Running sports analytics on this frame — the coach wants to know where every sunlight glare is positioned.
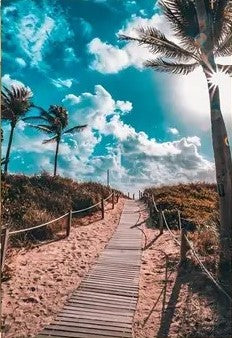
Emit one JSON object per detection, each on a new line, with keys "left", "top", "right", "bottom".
{"left": 207, "top": 67, "right": 230, "bottom": 98}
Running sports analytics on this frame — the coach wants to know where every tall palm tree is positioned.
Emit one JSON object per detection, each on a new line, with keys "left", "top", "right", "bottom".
{"left": 24, "top": 105, "right": 87, "bottom": 176}
{"left": 1, "top": 85, "right": 33, "bottom": 174}
{"left": 120, "top": 0, "right": 232, "bottom": 280}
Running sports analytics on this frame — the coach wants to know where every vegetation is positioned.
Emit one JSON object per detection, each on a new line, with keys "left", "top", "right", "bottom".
{"left": 1, "top": 173, "right": 115, "bottom": 245}
{"left": 24, "top": 105, "right": 87, "bottom": 176}
{"left": 145, "top": 183, "right": 220, "bottom": 270}
{"left": 121, "top": 0, "right": 232, "bottom": 280}
{"left": 1, "top": 86, "right": 33, "bottom": 174}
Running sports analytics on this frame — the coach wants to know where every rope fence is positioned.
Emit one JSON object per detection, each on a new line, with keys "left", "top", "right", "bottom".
{"left": 1, "top": 191, "right": 119, "bottom": 272}
{"left": 143, "top": 192, "right": 232, "bottom": 303}
{"left": 9, "top": 212, "right": 70, "bottom": 235}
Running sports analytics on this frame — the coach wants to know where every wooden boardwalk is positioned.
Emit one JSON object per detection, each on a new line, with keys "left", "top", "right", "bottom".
{"left": 38, "top": 200, "right": 142, "bottom": 338}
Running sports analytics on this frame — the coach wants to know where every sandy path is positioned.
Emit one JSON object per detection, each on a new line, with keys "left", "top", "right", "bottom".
{"left": 133, "top": 210, "right": 230, "bottom": 338}
{"left": 1, "top": 198, "right": 125, "bottom": 338}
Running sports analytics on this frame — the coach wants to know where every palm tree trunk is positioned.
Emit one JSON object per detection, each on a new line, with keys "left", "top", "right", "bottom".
{"left": 195, "top": 0, "right": 232, "bottom": 283}
{"left": 204, "top": 66, "right": 232, "bottom": 282}
{"left": 4, "top": 123, "right": 15, "bottom": 174}
{"left": 54, "top": 138, "right": 60, "bottom": 176}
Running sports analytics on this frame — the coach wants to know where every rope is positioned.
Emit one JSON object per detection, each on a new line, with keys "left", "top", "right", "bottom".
{"left": 9, "top": 212, "right": 69, "bottom": 235}
{"left": 184, "top": 235, "right": 232, "bottom": 302}
{"left": 162, "top": 211, "right": 181, "bottom": 246}
{"left": 9, "top": 191, "right": 114, "bottom": 235}
{"left": 103, "top": 192, "right": 113, "bottom": 201}
{"left": 149, "top": 193, "right": 232, "bottom": 303}
{"left": 72, "top": 201, "right": 102, "bottom": 214}
{"left": 151, "top": 194, "right": 159, "bottom": 213}
{"left": 177, "top": 210, "right": 182, "bottom": 231}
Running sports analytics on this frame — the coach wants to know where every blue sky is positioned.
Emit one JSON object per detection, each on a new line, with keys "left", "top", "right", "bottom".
{"left": 2, "top": 0, "right": 231, "bottom": 193}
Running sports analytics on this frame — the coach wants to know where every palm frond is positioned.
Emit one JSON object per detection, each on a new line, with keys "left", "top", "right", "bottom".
{"left": 64, "top": 125, "right": 87, "bottom": 134}
{"left": 159, "top": 1, "right": 199, "bottom": 38}
{"left": 1, "top": 157, "right": 7, "bottom": 166}
{"left": 1, "top": 85, "right": 33, "bottom": 121}
{"left": 120, "top": 26, "right": 200, "bottom": 61}
{"left": 48, "top": 105, "right": 68, "bottom": 129}
{"left": 42, "top": 136, "right": 58, "bottom": 144}
{"left": 159, "top": 0, "right": 230, "bottom": 49}
{"left": 217, "top": 64, "right": 232, "bottom": 75}
{"left": 23, "top": 116, "right": 48, "bottom": 123}
{"left": 158, "top": 0, "right": 200, "bottom": 53}
{"left": 28, "top": 124, "right": 54, "bottom": 134}
{"left": 215, "top": 32, "right": 232, "bottom": 56}
{"left": 144, "top": 58, "right": 199, "bottom": 75}
{"left": 215, "top": 0, "right": 232, "bottom": 44}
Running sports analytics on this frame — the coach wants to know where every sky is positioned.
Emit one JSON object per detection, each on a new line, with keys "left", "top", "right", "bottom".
{"left": 2, "top": 0, "right": 232, "bottom": 194}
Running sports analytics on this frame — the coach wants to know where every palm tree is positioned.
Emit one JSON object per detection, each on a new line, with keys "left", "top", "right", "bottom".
{"left": 1, "top": 85, "right": 33, "bottom": 174}
{"left": 24, "top": 105, "right": 87, "bottom": 176}
{"left": 120, "top": 0, "right": 232, "bottom": 280}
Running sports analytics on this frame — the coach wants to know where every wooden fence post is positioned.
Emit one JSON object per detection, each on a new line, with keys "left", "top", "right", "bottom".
{"left": 1, "top": 227, "right": 9, "bottom": 272}
{"left": 180, "top": 227, "right": 188, "bottom": 263}
{"left": 133, "top": 193, "right": 135, "bottom": 200}
{"left": 101, "top": 198, "right": 105, "bottom": 219}
{"left": 128, "top": 192, "right": 130, "bottom": 198}
{"left": 112, "top": 191, "right": 115, "bottom": 209}
{"left": 149, "top": 199, "right": 153, "bottom": 218}
{"left": 66, "top": 210, "right": 72, "bottom": 237}
{"left": 159, "top": 211, "right": 164, "bottom": 234}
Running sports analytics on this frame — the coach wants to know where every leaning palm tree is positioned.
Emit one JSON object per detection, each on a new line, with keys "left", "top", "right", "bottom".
{"left": 1, "top": 85, "right": 33, "bottom": 174}
{"left": 24, "top": 105, "right": 87, "bottom": 176}
{"left": 120, "top": 0, "right": 232, "bottom": 280}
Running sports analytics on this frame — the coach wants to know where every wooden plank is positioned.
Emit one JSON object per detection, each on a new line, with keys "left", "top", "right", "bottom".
{"left": 73, "top": 291, "right": 137, "bottom": 302}
{"left": 54, "top": 318, "right": 132, "bottom": 330}
{"left": 67, "top": 300, "right": 136, "bottom": 311}
{"left": 45, "top": 324, "right": 132, "bottom": 337}
{"left": 66, "top": 302, "right": 134, "bottom": 312}
{"left": 41, "top": 329, "right": 131, "bottom": 338}
{"left": 73, "top": 293, "right": 137, "bottom": 304}
{"left": 56, "top": 311, "right": 133, "bottom": 323}
{"left": 62, "top": 305, "right": 134, "bottom": 316}
{"left": 77, "top": 287, "right": 137, "bottom": 297}
{"left": 68, "top": 297, "right": 136, "bottom": 306}
{"left": 38, "top": 200, "right": 142, "bottom": 338}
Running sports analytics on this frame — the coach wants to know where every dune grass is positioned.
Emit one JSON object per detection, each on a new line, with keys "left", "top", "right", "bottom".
{"left": 1, "top": 173, "right": 119, "bottom": 245}
{"left": 144, "top": 183, "right": 219, "bottom": 269}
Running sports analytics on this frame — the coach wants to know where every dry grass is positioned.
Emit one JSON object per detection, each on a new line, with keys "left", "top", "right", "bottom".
{"left": 1, "top": 173, "right": 121, "bottom": 245}
{"left": 144, "top": 182, "right": 220, "bottom": 269}
{"left": 140, "top": 184, "right": 231, "bottom": 337}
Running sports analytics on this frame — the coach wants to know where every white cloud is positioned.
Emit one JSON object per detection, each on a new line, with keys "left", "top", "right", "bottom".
{"left": 2, "top": 77, "right": 215, "bottom": 192}
{"left": 3, "top": 0, "right": 74, "bottom": 71}
{"left": 88, "top": 11, "right": 231, "bottom": 136}
{"left": 51, "top": 78, "right": 73, "bottom": 88}
{"left": 88, "top": 13, "right": 173, "bottom": 74}
{"left": 61, "top": 85, "right": 215, "bottom": 190}
{"left": 79, "top": 18, "right": 92, "bottom": 37}
{"left": 64, "top": 47, "right": 79, "bottom": 64}
{"left": 1, "top": 74, "right": 32, "bottom": 92}
{"left": 88, "top": 38, "right": 130, "bottom": 73}
{"left": 168, "top": 127, "right": 179, "bottom": 135}
{"left": 15, "top": 57, "right": 27, "bottom": 68}
{"left": 116, "top": 100, "right": 133, "bottom": 113}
